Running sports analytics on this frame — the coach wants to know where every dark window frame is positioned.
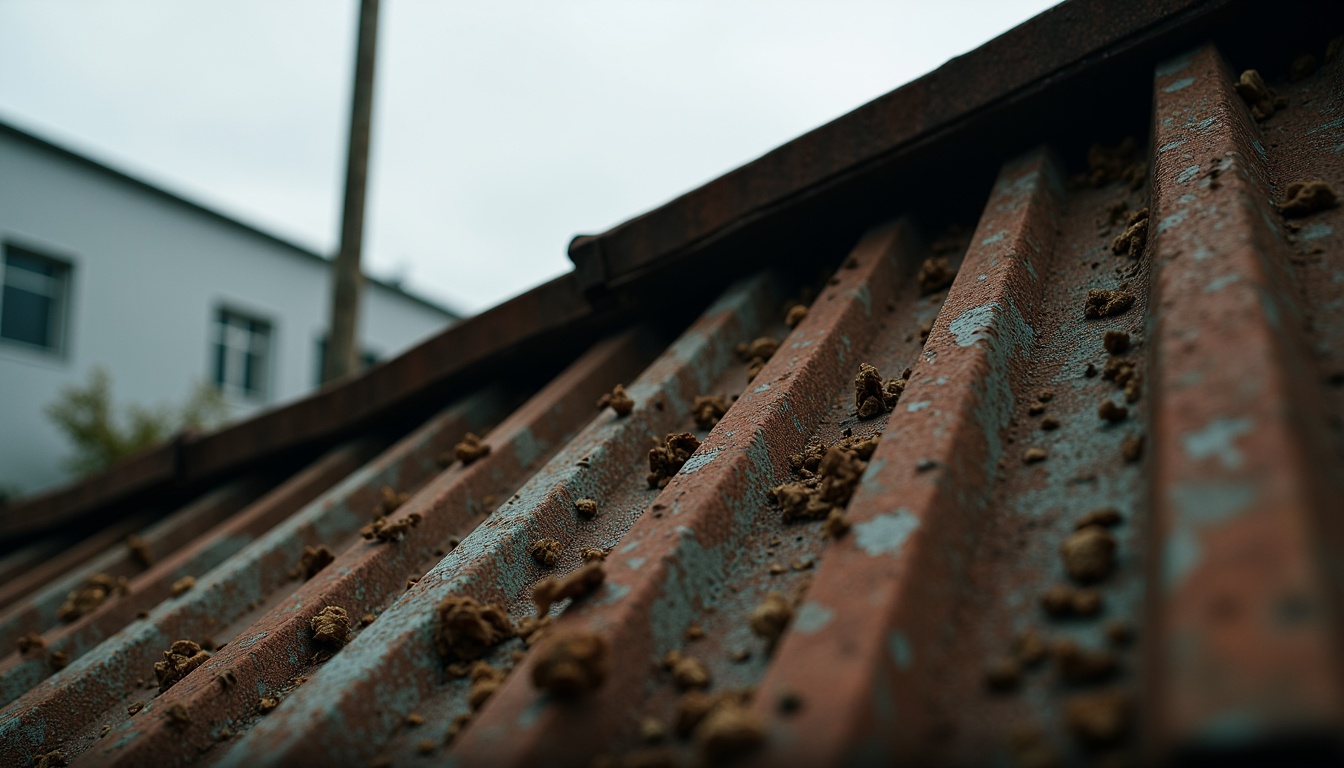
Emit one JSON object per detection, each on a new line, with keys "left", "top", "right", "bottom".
{"left": 212, "top": 306, "right": 273, "bottom": 402}
{"left": 0, "top": 241, "right": 73, "bottom": 356}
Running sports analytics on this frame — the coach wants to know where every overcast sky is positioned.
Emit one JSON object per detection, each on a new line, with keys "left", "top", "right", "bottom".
{"left": 0, "top": 0, "right": 1059, "bottom": 315}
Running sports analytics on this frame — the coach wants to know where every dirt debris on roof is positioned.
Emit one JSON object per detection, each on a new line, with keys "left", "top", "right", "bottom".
{"left": 467, "top": 662, "right": 507, "bottom": 710}
{"left": 435, "top": 596, "right": 515, "bottom": 662}
{"left": 1065, "top": 690, "right": 1131, "bottom": 747}
{"left": 647, "top": 432, "right": 701, "bottom": 489}
{"left": 773, "top": 432, "right": 879, "bottom": 523}
{"left": 1061, "top": 525, "right": 1117, "bottom": 583}
{"left": 455, "top": 433, "right": 491, "bottom": 465}
{"left": 533, "top": 561, "right": 605, "bottom": 616}
{"left": 574, "top": 498, "right": 600, "bottom": 518}
{"left": 57, "top": 573, "right": 127, "bottom": 622}
{"left": 127, "top": 534, "right": 154, "bottom": 569}
{"left": 531, "top": 630, "right": 608, "bottom": 696}
{"left": 737, "top": 337, "right": 780, "bottom": 382}
{"left": 311, "top": 605, "right": 351, "bottom": 648}
{"left": 854, "top": 362, "right": 908, "bottom": 419}
{"left": 1084, "top": 289, "right": 1135, "bottom": 319}
{"left": 30, "top": 749, "right": 69, "bottom": 768}
{"left": 170, "top": 575, "right": 196, "bottom": 597}
{"left": 1234, "top": 69, "right": 1288, "bottom": 121}
{"left": 917, "top": 257, "right": 958, "bottom": 295}
{"left": 1110, "top": 207, "right": 1149, "bottom": 259}
{"left": 785, "top": 305, "right": 808, "bottom": 328}
{"left": 529, "top": 538, "right": 563, "bottom": 567}
{"left": 1280, "top": 180, "right": 1337, "bottom": 217}
{"left": 298, "top": 545, "right": 335, "bottom": 579}
{"left": 694, "top": 699, "right": 765, "bottom": 762}
{"left": 17, "top": 632, "right": 45, "bottom": 654}
{"left": 154, "top": 639, "right": 211, "bottom": 693}
{"left": 598, "top": 385, "right": 636, "bottom": 417}
{"left": 691, "top": 395, "right": 731, "bottom": 430}
{"left": 1082, "top": 137, "right": 1147, "bottom": 189}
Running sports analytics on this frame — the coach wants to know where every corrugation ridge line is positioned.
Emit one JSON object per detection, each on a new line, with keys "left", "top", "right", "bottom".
{"left": 217, "top": 272, "right": 782, "bottom": 766}
{"left": 1144, "top": 44, "right": 1344, "bottom": 758}
{"left": 98, "top": 331, "right": 658, "bottom": 768}
{"left": 0, "top": 388, "right": 509, "bottom": 765}
{"left": 0, "top": 440, "right": 381, "bottom": 706}
{"left": 748, "top": 149, "right": 1062, "bottom": 766}
{"left": 452, "top": 223, "right": 912, "bottom": 766}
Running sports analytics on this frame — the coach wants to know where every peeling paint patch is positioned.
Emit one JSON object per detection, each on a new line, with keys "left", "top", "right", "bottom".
{"left": 1300, "top": 223, "right": 1333, "bottom": 241}
{"left": 949, "top": 303, "right": 1000, "bottom": 347}
{"left": 793, "top": 601, "right": 834, "bottom": 634}
{"left": 1156, "top": 55, "right": 1192, "bottom": 77}
{"left": 1182, "top": 417, "right": 1253, "bottom": 469}
{"left": 680, "top": 447, "right": 721, "bottom": 474}
{"left": 980, "top": 230, "right": 1007, "bottom": 246}
{"left": 1164, "top": 481, "right": 1256, "bottom": 589}
{"left": 1159, "top": 139, "right": 1186, "bottom": 154}
{"left": 887, "top": 631, "right": 913, "bottom": 670}
{"left": 753, "top": 382, "right": 771, "bottom": 393}
{"left": 1164, "top": 76, "right": 1196, "bottom": 93}
{"left": 1177, "top": 165, "right": 1201, "bottom": 184}
{"left": 905, "top": 401, "right": 931, "bottom": 413}
{"left": 854, "top": 509, "right": 920, "bottom": 557}
{"left": 1203, "top": 274, "right": 1240, "bottom": 293}
{"left": 1159, "top": 209, "right": 1189, "bottom": 233}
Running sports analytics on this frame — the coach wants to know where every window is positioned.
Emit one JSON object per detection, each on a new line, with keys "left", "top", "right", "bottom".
{"left": 1, "top": 243, "right": 72, "bottom": 353}
{"left": 213, "top": 308, "right": 272, "bottom": 400}
{"left": 314, "top": 336, "right": 379, "bottom": 385}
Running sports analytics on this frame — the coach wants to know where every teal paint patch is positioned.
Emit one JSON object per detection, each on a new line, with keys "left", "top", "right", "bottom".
{"left": 1301, "top": 223, "right": 1333, "bottom": 241}
{"left": 1183, "top": 417, "right": 1253, "bottom": 469}
{"left": 1159, "top": 209, "right": 1189, "bottom": 233}
{"left": 1193, "top": 245, "right": 1214, "bottom": 261}
{"left": 980, "top": 230, "right": 1007, "bottom": 246}
{"left": 793, "top": 601, "right": 834, "bottom": 634}
{"left": 851, "top": 283, "right": 872, "bottom": 316}
{"left": 1156, "top": 54, "right": 1192, "bottom": 77}
{"left": 887, "top": 631, "right": 913, "bottom": 670}
{"left": 626, "top": 557, "right": 646, "bottom": 571}
{"left": 1203, "top": 274, "right": 1240, "bottom": 293}
{"left": 516, "top": 698, "right": 547, "bottom": 729}
{"left": 511, "top": 426, "right": 546, "bottom": 471}
{"left": 1307, "top": 116, "right": 1344, "bottom": 135}
{"left": 853, "top": 509, "right": 920, "bottom": 557}
{"left": 905, "top": 401, "right": 931, "bottom": 412}
{"left": 1164, "top": 482, "right": 1256, "bottom": 589}
{"left": 680, "top": 447, "right": 721, "bottom": 474}
{"left": 1159, "top": 139, "right": 1186, "bottom": 154}
{"left": 949, "top": 302, "right": 1000, "bottom": 347}
{"left": 1177, "top": 164, "right": 1200, "bottom": 184}
{"left": 1163, "top": 76, "right": 1195, "bottom": 93}
{"left": 596, "top": 581, "right": 630, "bottom": 606}
{"left": 753, "top": 382, "right": 771, "bottom": 393}
{"left": 238, "top": 631, "right": 269, "bottom": 648}
{"left": 977, "top": 274, "right": 987, "bottom": 281}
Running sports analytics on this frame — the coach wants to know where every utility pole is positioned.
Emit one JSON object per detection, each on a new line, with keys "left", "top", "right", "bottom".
{"left": 324, "top": 0, "right": 379, "bottom": 383}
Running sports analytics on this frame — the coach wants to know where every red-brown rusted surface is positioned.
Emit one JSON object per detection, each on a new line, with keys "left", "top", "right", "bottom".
{"left": 2, "top": 2, "right": 1342, "bottom": 766}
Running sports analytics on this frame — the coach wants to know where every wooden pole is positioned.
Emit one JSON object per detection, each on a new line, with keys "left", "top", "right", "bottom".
{"left": 324, "top": 0, "right": 379, "bottom": 383}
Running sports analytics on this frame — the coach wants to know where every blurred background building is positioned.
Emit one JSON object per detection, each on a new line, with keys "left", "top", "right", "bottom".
{"left": 0, "top": 119, "right": 457, "bottom": 496}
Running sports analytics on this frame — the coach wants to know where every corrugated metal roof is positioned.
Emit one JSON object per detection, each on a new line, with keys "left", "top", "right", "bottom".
{"left": 2, "top": 0, "right": 1343, "bottom": 765}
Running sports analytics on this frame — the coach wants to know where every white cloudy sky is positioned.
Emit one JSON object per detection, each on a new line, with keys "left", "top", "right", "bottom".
{"left": 0, "top": 0, "right": 1058, "bottom": 315}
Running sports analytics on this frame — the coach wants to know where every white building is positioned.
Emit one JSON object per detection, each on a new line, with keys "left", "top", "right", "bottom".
{"left": 0, "top": 120, "right": 458, "bottom": 495}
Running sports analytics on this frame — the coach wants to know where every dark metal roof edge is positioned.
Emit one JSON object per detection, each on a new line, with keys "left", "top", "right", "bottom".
{"left": 0, "top": 116, "right": 461, "bottom": 320}
{"left": 567, "top": 0, "right": 1226, "bottom": 291}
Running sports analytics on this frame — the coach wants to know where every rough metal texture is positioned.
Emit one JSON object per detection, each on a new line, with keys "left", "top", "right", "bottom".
{"left": 1, "top": 2, "right": 1342, "bottom": 767}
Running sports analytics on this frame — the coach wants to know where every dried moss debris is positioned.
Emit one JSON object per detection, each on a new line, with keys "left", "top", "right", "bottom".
{"left": 454, "top": 432, "right": 491, "bottom": 465}
{"left": 435, "top": 595, "right": 515, "bottom": 662}
{"left": 597, "top": 384, "right": 636, "bottom": 416}
{"left": 361, "top": 511, "right": 423, "bottom": 542}
{"left": 695, "top": 701, "right": 765, "bottom": 762}
{"left": 983, "top": 658, "right": 1022, "bottom": 692}
{"left": 581, "top": 547, "right": 608, "bottom": 563}
{"left": 1061, "top": 526, "right": 1117, "bottom": 583}
{"left": 467, "top": 662, "right": 506, "bottom": 710}
{"left": 1098, "top": 400, "right": 1128, "bottom": 423}
{"left": 785, "top": 304, "right": 808, "bottom": 328}
{"left": 374, "top": 485, "right": 409, "bottom": 516}
{"left": 1076, "top": 508, "right": 1122, "bottom": 529}
{"left": 1014, "top": 630, "right": 1048, "bottom": 667}
{"left": 917, "top": 257, "right": 957, "bottom": 295}
{"left": 737, "top": 337, "right": 780, "bottom": 382}
{"left": 774, "top": 434, "right": 878, "bottom": 523}
{"left": 16, "top": 632, "right": 45, "bottom": 655}
{"left": 1065, "top": 691, "right": 1130, "bottom": 747}
{"left": 648, "top": 432, "right": 700, "bottom": 488}
{"left": 154, "top": 639, "right": 211, "bottom": 693}
{"left": 127, "top": 535, "right": 154, "bottom": 569}
{"left": 823, "top": 508, "right": 851, "bottom": 539}
{"left": 170, "top": 576, "right": 196, "bottom": 597}
{"left": 529, "top": 538, "right": 562, "bottom": 568}
{"left": 692, "top": 395, "right": 731, "bottom": 430}
{"left": 299, "top": 545, "right": 335, "bottom": 579}
{"left": 1084, "top": 289, "right": 1134, "bottom": 319}
{"left": 1121, "top": 433, "right": 1144, "bottom": 463}
{"left": 1234, "top": 69, "right": 1288, "bottom": 121}
{"left": 1055, "top": 640, "right": 1119, "bottom": 684}
{"left": 311, "top": 605, "right": 351, "bottom": 648}
{"left": 533, "top": 561, "right": 606, "bottom": 616}
{"left": 1022, "top": 447, "right": 1047, "bottom": 464}
{"left": 574, "top": 498, "right": 599, "bottom": 518}
{"left": 49, "top": 651, "right": 68, "bottom": 670}
{"left": 57, "top": 573, "right": 128, "bottom": 622}
{"left": 532, "top": 631, "right": 608, "bottom": 696}
{"left": 31, "top": 750, "right": 68, "bottom": 768}
{"left": 1280, "top": 180, "right": 1338, "bottom": 217}
{"left": 1084, "top": 138, "right": 1147, "bottom": 189}
{"left": 854, "top": 362, "right": 908, "bottom": 419}
{"left": 166, "top": 702, "right": 192, "bottom": 727}
{"left": 1041, "top": 584, "right": 1103, "bottom": 618}
{"left": 674, "top": 689, "right": 752, "bottom": 738}
{"left": 258, "top": 696, "right": 279, "bottom": 713}
{"left": 749, "top": 591, "right": 793, "bottom": 649}
{"left": 665, "top": 651, "right": 712, "bottom": 690}
{"left": 1110, "top": 208, "right": 1149, "bottom": 259}
{"left": 1102, "top": 331, "right": 1130, "bottom": 354}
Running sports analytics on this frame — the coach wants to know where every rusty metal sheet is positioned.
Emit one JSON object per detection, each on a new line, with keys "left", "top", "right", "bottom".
{"left": 0, "top": 440, "right": 380, "bottom": 708}
{"left": 1144, "top": 44, "right": 1344, "bottom": 760}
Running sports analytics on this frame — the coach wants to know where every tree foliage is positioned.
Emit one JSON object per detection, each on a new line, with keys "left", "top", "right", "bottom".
{"left": 45, "top": 367, "right": 227, "bottom": 477}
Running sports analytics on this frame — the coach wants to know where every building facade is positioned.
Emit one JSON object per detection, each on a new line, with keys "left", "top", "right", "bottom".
{"left": 0, "top": 120, "right": 457, "bottom": 495}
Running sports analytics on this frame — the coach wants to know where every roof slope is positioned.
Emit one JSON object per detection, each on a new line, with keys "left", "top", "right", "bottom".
{"left": 2, "top": 0, "right": 1343, "bottom": 765}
